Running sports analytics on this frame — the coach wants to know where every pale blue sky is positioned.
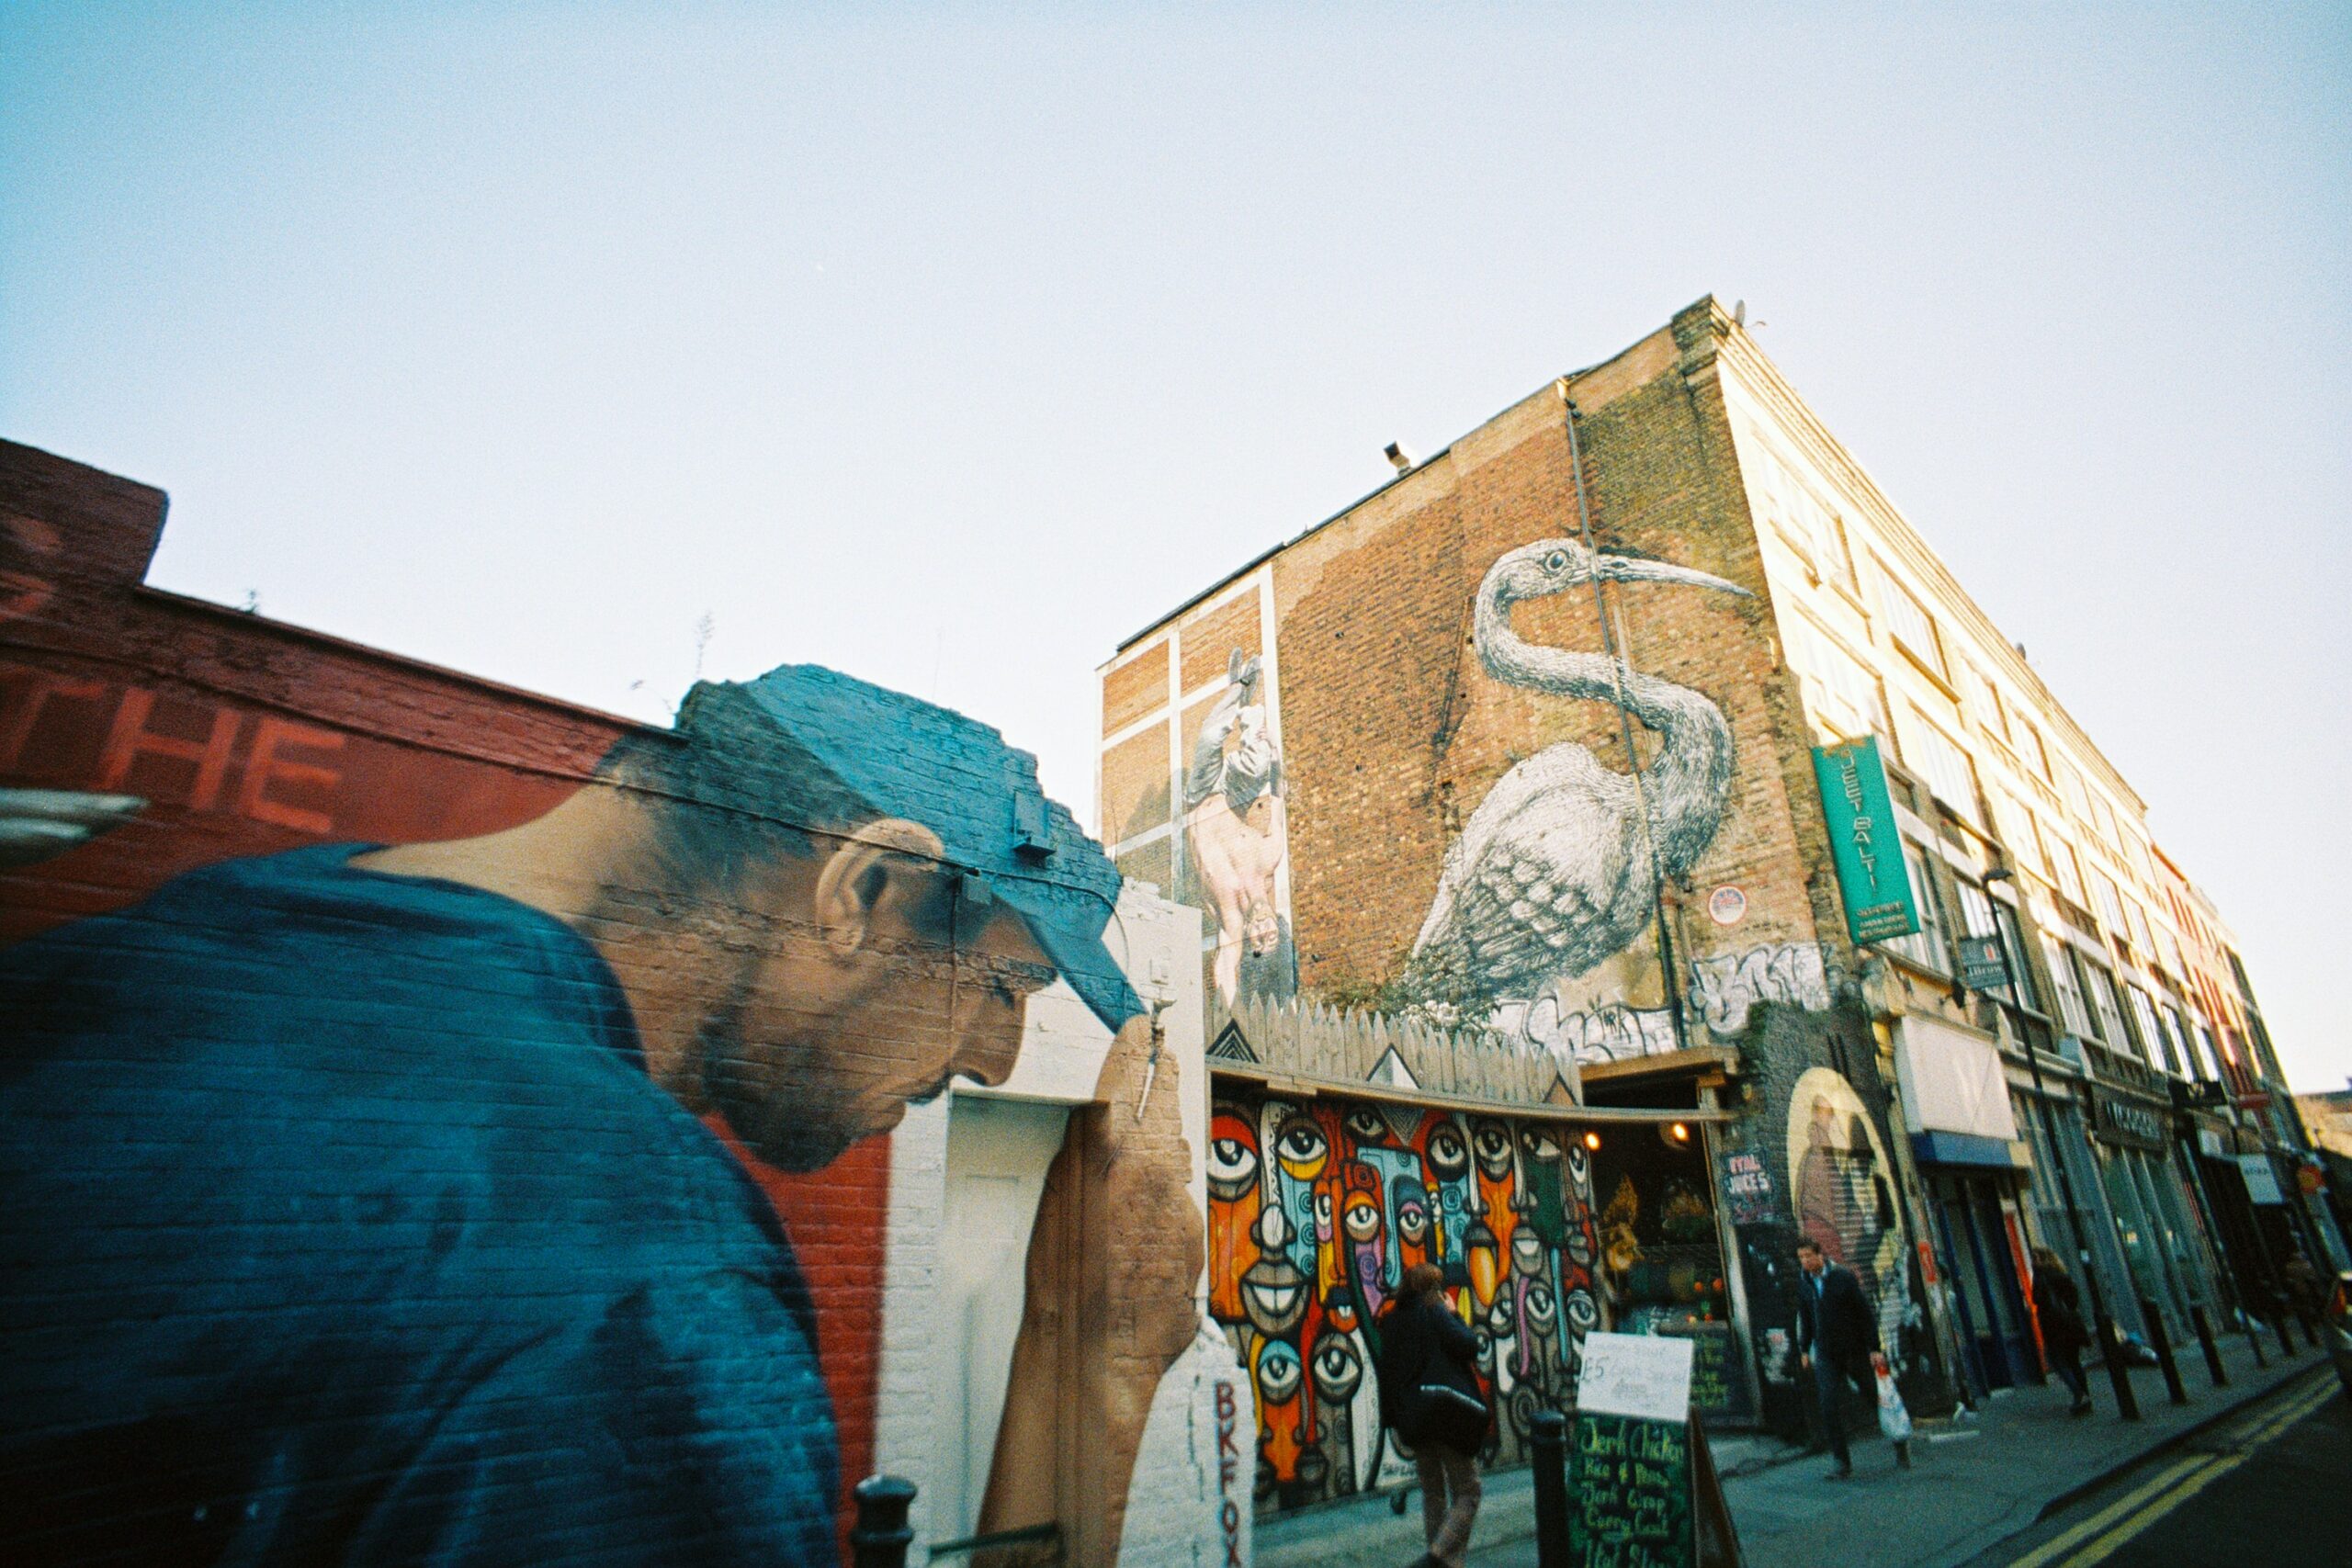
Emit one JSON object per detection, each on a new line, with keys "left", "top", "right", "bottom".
{"left": 4, "top": 4, "right": 2346, "bottom": 1089}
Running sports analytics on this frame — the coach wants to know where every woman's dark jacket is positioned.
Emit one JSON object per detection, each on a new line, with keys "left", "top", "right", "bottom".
{"left": 2033, "top": 1267, "right": 2090, "bottom": 1353}
{"left": 1376, "top": 1293, "right": 1487, "bottom": 1451}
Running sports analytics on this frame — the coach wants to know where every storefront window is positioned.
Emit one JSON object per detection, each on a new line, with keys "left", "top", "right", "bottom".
{"left": 1589, "top": 1124, "right": 1750, "bottom": 1420}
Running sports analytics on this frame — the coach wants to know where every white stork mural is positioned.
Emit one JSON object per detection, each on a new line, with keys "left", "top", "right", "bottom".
{"left": 1401, "top": 536, "right": 1752, "bottom": 1025}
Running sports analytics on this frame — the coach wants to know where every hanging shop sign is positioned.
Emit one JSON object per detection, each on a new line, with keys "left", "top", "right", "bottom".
{"left": 2235, "top": 1154, "right": 2287, "bottom": 1205}
{"left": 1718, "top": 1149, "right": 1779, "bottom": 1226}
{"left": 1956, "top": 934, "right": 2008, "bottom": 991}
{"left": 2090, "top": 1088, "right": 2169, "bottom": 1154}
{"left": 1812, "top": 738, "right": 1920, "bottom": 945}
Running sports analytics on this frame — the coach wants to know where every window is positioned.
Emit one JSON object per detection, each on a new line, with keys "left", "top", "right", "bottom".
{"left": 2017, "top": 719, "right": 2051, "bottom": 780}
{"left": 2048, "top": 833, "right": 2088, "bottom": 908}
{"left": 2055, "top": 758, "right": 2091, "bottom": 822}
{"left": 1988, "top": 788, "right": 2048, "bottom": 878}
{"left": 1955, "top": 880, "right": 1997, "bottom": 941}
{"left": 1886, "top": 841, "right": 1951, "bottom": 973}
{"left": 2045, "top": 936, "right": 2093, "bottom": 1037}
{"left": 1745, "top": 434, "right": 1857, "bottom": 592}
{"left": 1903, "top": 707, "right": 1982, "bottom": 820}
{"left": 2127, "top": 986, "right": 2176, "bottom": 1074}
{"left": 1958, "top": 660, "right": 2008, "bottom": 744}
{"left": 1878, "top": 565, "right": 1947, "bottom": 679}
{"left": 2086, "top": 865, "right": 2124, "bottom": 931}
{"left": 2192, "top": 1015, "right": 2223, "bottom": 1077}
{"left": 2090, "top": 794, "right": 2121, "bottom": 852}
{"left": 2082, "top": 960, "right": 2132, "bottom": 1055}
{"left": 1782, "top": 614, "right": 1892, "bottom": 746}
{"left": 2163, "top": 1005, "right": 2196, "bottom": 1077}
{"left": 2124, "top": 898, "right": 2156, "bottom": 957}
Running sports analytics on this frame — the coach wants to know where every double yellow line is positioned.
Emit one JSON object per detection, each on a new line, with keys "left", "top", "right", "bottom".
{"left": 2006, "top": 1371, "right": 2338, "bottom": 1568}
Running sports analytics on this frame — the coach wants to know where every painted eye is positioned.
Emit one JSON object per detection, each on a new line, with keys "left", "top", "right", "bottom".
{"left": 1343, "top": 1197, "right": 1383, "bottom": 1243}
{"left": 1544, "top": 551, "right": 1568, "bottom": 572}
{"left": 1396, "top": 1202, "right": 1430, "bottom": 1243}
{"left": 1314, "top": 1190, "right": 1334, "bottom": 1231}
{"left": 1426, "top": 1125, "right": 1468, "bottom": 1180}
{"left": 1344, "top": 1108, "right": 1388, "bottom": 1145}
{"left": 1473, "top": 1326, "right": 1495, "bottom": 1373}
{"left": 1311, "top": 1337, "right": 1363, "bottom": 1402}
{"left": 1256, "top": 1342, "right": 1302, "bottom": 1403}
{"left": 1473, "top": 1122, "right": 1513, "bottom": 1175}
{"left": 1207, "top": 1136, "right": 1260, "bottom": 1199}
{"left": 1525, "top": 1282, "right": 1557, "bottom": 1329}
{"left": 1275, "top": 1117, "right": 1328, "bottom": 1169}
{"left": 1565, "top": 1288, "right": 1599, "bottom": 1330}
{"left": 1520, "top": 1129, "right": 1561, "bottom": 1162}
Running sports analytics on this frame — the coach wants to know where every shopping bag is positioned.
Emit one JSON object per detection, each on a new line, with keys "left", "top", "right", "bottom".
{"left": 1871, "top": 1353, "right": 1912, "bottom": 1442}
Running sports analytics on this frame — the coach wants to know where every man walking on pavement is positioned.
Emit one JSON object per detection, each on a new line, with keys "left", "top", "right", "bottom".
{"left": 1796, "top": 1237, "right": 1910, "bottom": 1479}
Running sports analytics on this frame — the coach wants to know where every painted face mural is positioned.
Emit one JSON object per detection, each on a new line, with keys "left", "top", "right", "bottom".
{"left": 1209, "top": 1089, "right": 1599, "bottom": 1512}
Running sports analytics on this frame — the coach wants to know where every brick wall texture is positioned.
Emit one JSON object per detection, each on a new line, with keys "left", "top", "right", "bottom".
{"left": 1104, "top": 299, "right": 1957, "bottom": 1453}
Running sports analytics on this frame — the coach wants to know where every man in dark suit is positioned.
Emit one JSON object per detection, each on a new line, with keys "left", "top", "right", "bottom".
{"left": 1794, "top": 1238, "right": 1908, "bottom": 1478}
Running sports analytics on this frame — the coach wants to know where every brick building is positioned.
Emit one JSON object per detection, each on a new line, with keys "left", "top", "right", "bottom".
{"left": 1097, "top": 298, "right": 2346, "bottom": 1506}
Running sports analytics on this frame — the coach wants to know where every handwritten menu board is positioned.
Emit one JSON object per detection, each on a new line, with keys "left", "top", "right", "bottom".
{"left": 1569, "top": 1412, "right": 1694, "bottom": 1568}
{"left": 1577, "top": 1332, "right": 1694, "bottom": 1423}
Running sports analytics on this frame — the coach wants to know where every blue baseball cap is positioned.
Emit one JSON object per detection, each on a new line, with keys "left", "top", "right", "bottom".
{"left": 730, "top": 664, "right": 1140, "bottom": 1033}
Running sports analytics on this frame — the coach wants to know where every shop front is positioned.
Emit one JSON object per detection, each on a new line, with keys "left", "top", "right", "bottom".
{"left": 2011, "top": 1081, "right": 2146, "bottom": 1340}
{"left": 1895, "top": 1017, "right": 2038, "bottom": 1393}
{"left": 2088, "top": 1083, "right": 2219, "bottom": 1337}
{"left": 1588, "top": 1113, "right": 1753, "bottom": 1425}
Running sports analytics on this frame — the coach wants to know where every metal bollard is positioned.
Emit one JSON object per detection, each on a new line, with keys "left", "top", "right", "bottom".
{"left": 2093, "top": 1311, "right": 2142, "bottom": 1421}
{"left": 851, "top": 1474, "right": 918, "bottom": 1568}
{"left": 2140, "top": 1298, "right": 2188, "bottom": 1406}
{"left": 1531, "top": 1408, "right": 1571, "bottom": 1568}
{"left": 2189, "top": 1304, "right": 2229, "bottom": 1387}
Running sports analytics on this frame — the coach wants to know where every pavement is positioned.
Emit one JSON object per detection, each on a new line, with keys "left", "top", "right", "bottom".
{"left": 1253, "top": 1333, "right": 2329, "bottom": 1568}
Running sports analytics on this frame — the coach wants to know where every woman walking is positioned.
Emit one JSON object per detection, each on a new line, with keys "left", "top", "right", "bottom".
{"left": 1376, "top": 1262, "right": 1488, "bottom": 1568}
{"left": 2030, "top": 1247, "right": 2096, "bottom": 1416}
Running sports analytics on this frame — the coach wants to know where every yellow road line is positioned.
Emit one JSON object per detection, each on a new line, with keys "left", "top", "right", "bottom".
{"left": 2004, "top": 1371, "right": 2335, "bottom": 1568}
{"left": 2041, "top": 1374, "right": 2337, "bottom": 1568}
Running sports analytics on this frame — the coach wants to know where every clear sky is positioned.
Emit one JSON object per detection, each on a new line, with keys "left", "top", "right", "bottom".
{"left": 4, "top": 4, "right": 2346, "bottom": 1090}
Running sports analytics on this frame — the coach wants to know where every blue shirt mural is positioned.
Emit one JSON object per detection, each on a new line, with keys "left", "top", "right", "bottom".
{"left": 0, "top": 844, "right": 840, "bottom": 1567}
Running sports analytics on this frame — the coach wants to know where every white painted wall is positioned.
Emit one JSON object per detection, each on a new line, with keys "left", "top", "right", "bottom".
{"left": 874, "top": 880, "right": 1219, "bottom": 1562}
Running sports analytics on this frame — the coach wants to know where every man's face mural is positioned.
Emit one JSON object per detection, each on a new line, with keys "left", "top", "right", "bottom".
{"left": 1208, "top": 1090, "right": 1598, "bottom": 1511}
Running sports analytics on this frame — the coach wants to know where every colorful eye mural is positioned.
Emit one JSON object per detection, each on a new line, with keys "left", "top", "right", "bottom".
{"left": 1208, "top": 1089, "right": 1600, "bottom": 1512}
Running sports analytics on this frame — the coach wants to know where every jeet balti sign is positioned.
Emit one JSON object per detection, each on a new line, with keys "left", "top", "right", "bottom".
{"left": 1813, "top": 737, "right": 1921, "bottom": 945}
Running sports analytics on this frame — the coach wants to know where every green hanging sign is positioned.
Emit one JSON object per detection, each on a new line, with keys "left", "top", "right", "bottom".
{"left": 1813, "top": 737, "right": 1921, "bottom": 945}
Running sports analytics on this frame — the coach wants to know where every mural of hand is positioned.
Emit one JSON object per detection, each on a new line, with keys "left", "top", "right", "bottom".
{"left": 980, "top": 1011, "right": 1204, "bottom": 1562}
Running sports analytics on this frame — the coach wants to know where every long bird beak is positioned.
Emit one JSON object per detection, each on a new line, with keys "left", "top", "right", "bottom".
{"left": 1596, "top": 553, "right": 1752, "bottom": 597}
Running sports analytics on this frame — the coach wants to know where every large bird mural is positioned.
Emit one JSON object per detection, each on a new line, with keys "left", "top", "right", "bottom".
{"left": 1403, "top": 536, "right": 1750, "bottom": 1012}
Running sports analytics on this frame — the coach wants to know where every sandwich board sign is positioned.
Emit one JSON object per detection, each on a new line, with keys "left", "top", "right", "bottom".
{"left": 1570, "top": 1332, "right": 1743, "bottom": 1568}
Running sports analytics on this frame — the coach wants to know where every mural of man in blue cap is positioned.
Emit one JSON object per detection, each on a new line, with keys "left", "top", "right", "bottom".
{"left": 0, "top": 664, "right": 1139, "bottom": 1567}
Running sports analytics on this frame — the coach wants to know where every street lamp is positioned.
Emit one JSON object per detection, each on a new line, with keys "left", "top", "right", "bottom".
{"left": 1983, "top": 867, "right": 2141, "bottom": 1419}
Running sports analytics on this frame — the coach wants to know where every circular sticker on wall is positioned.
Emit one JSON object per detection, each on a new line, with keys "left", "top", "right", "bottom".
{"left": 1706, "top": 885, "right": 1747, "bottom": 926}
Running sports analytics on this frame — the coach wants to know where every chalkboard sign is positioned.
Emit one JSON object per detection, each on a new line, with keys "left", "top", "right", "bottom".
{"left": 1569, "top": 1412, "right": 1694, "bottom": 1568}
{"left": 1660, "top": 1323, "right": 1755, "bottom": 1425}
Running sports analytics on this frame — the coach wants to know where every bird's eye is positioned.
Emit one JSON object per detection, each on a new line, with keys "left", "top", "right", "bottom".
{"left": 1544, "top": 551, "right": 1568, "bottom": 572}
